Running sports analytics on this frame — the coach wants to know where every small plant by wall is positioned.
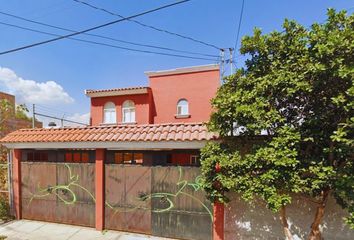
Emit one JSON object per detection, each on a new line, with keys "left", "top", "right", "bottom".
{"left": 0, "top": 196, "right": 12, "bottom": 221}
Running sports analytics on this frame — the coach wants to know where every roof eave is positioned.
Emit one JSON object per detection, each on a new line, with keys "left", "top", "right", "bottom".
{"left": 85, "top": 88, "right": 149, "bottom": 98}
{"left": 145, "top": 64, "right": 220, "bottom": 77}
{"left": 2, "top": 140, "right": 216, "bottom": 150}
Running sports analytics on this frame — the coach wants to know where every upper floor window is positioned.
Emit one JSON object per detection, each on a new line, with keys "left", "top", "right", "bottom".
{"left": 122, "top": 100, "right": 135, "bottom": 123}
{"left": 177, "top": 99, "right": 189, "bottom": 116}
{"left": 103, "top": 102, "right": 116, "bottom": 124}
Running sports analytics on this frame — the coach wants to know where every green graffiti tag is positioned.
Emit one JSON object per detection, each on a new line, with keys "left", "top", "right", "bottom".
{"left": 106, "top": 167, "right": 213, "bottom": 221}
{"left": 29, "top": 164, "right": 95, "bottom": 205}
{"left": 29, "top": 164, "right": 213, "bottom": 221}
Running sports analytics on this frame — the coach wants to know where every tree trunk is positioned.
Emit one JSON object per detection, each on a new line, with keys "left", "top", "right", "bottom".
{"left": 307, "top": 189, "right": 330, "bottom": 240}
{"left": 280, "top": 205, "right": 293, "bottom": 240}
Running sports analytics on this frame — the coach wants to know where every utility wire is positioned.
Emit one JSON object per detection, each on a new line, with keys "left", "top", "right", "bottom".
{"left": 0, "top": 0, "right": 192, "bottom": 56}
{"left": 234, "top": 0, "right": 245, "bottom": 53}
{"left": 0, "top": 21, "right": 217, "bottom": 61}
{"left": 0, "top": 11, "right": 218, "bottom": 58}
{"left": 35, "top": 112, "right": 88, "bottom": 126}
{"left": 72, "top": 0, "right": 221, "bottom": 50}
{"left": 35, "top": 104, "right": 78, "bottom": 116}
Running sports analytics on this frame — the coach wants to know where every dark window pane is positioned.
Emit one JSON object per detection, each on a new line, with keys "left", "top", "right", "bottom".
{"left": 34, "top": 152, "right": 40, "bottom": 161}
{"left": 27, "top": 152, "right": 34, "bottom": 161}
{"left": 41, "top": 152, "right": 48, "bottom": 161}
{"left": 166, "top": 154, "right": 172, "bottom": 164}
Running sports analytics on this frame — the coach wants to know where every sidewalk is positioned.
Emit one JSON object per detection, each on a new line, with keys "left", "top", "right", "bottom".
{"left": 0, "top": 220, "right": 174, "bottom": 240}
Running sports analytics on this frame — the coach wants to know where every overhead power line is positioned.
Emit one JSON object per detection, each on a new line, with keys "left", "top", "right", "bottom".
{"left": 0, "top": 10, "right": 218, "bottom": 58}
{"left": 35, "top": 104, "right": 78, "bottom": 116}
{"left": 35, "top": 112, "right": 88, "bottom": 126}
{"left": 72, "top": 0, "right": 221, "bottom": 50}
{"left": 0, "top": 21, "right": 217, "bottom": 61}
{"left": 234, "top": 0, "right": 245, "bottom": 52}
{"left": 0, "top": 0, "right": 192, "bottom": 56}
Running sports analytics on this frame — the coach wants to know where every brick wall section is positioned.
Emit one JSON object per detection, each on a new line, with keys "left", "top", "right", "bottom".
{"left": 0, "top": 92, "right": 15, "bottom": 105}
{"left": 1, "top": 114, "right": 42, "bottom": 138}
{"left": 0, "top": 92, "right": 42, "bottom": 163}
{"left": 0, "top": 92, "right": 42, "bottom": 137}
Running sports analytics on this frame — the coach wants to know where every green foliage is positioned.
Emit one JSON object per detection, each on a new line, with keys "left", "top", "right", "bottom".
{"left": 202, "top": 127, "right": 302, "bottom": 211}
{"left": 201, "top": 9, "right": 353, "bottom": 227}
{"left": 0, "top": 196, "right": 11, "bottom": 220}
{"left": 15, "top": 104, "right": 30, "bottom": 121}
{"left": 0, "top": 99, "right": 13, "bottom": 133}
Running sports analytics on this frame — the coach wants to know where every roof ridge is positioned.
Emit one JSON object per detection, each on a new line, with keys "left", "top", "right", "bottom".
{"left": 0, "top": 121, "right": 216, "bottom": 144}
{"left": 85, "top": 86, "right": 150, "bottom": 93}
{"left": 8, "top": 122, "right": 207, "bottom": 133}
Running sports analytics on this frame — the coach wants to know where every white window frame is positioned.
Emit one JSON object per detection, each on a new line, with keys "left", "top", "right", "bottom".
{"left": 122, "top": 100, "right": 136, "bottom": 123}
{"left": 177, "top": 99, "right": 189, "bottom": 116}
{"left": 103, "top": 102, "right": 116, "bottom": 124}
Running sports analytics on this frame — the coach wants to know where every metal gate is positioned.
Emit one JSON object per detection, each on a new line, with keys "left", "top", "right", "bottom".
{"left": 105, "top": 165, "right": 212, "bottom": 240}
{"left": 20, "top": 163, "right": 212, "bottom": 239}
{"left": 21, "top": 162, "right": 95, "bottom": 227}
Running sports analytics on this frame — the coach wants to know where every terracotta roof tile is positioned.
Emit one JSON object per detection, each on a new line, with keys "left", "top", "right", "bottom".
{"left": 0, "top": 123, "right": 218, "bottom": 144}
{"left": 85, "top": 86, "right": 149, "bottom": 94}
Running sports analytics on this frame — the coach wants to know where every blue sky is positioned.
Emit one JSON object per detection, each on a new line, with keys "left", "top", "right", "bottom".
{"left": 0, "top": 0, "right": 353, "bottom": 126}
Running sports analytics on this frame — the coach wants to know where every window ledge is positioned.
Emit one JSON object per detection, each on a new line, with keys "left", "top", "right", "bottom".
{"left": 118, "top": 121, "right": 137, "bottom": 125}
{"left": 174, "top": 114, "right": 191, "bottom": 119}
{"left": 100, "top": 123, "right": 117, "bottom": 126}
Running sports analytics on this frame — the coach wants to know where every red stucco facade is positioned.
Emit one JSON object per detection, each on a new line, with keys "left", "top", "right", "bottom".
{"left": 90, "top": 92, "right": 152, "bottom": 125}
{"left": 148, "top": 68, "right": 220, "bottom": 124}
{"left": 87, "top": 65, "right": 220, "bottom": 126}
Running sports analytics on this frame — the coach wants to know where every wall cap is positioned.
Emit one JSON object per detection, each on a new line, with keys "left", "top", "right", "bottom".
{"left": 145, "top": 64, "right": 220, "bottom": 77}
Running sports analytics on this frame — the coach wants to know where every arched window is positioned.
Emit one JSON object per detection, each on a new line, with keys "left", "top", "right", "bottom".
{"left": 177, "top": 99, "right": 189, "bottom": 116}
{"left": 122, "top": 100, "right": 135, "bottom": 123}
{"left": 103, "top": 102, "right": 116, "bottom": 124}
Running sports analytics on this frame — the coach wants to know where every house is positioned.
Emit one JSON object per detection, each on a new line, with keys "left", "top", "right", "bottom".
{"left": 0, "top": 64, "right": 221, "bottom": 240}
{"left": 1, "top": 65, "right": 351, "bottom": 240}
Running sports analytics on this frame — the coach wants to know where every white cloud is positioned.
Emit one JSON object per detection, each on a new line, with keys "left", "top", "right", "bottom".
{"left": 0, "top": 66, "right": 74, "bottom": 105}
{"left": 66, "top": 112, "right": 90, "bottom": 127}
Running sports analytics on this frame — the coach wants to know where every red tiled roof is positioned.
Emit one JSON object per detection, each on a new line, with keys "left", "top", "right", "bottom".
{"left": 85, "top": 86, "right": 149, "bottom": 94}
{"left": 0, "top": 122, "right": 218, "bottom": 143}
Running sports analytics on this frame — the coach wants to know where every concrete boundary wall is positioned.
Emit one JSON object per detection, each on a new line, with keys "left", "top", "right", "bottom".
{"left": 225, "top": 193, "right": 353, "bottom": 240}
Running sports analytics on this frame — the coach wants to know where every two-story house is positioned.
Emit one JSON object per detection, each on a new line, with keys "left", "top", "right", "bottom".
{"left": 0, "top": 64, "right": 220, "bottom": 240}
{"left": 82, "top": 64, "right": 220, "bottom": 166}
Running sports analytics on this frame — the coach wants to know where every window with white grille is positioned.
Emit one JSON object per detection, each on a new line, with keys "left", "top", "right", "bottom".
{"left": 103, "top": 102, "right": 116, "bottom": 124}
{"left": 177, "top": 99, "right": 189, "bottom": 116}
{"left": 122, "top": 100, "right": 135, "bottom": 123}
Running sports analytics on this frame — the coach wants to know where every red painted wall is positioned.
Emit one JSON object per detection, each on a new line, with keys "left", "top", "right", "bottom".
{"left": 90, "top": 92, "right": 152, "bottom": 126}
{"left": 172, "top": 153, "right": 191, "bottom": 165}
{"left": 95, "top": 149, "right": 105, "bottom": 231}
{"left": 148, "top": 69, "right": 220, "bottom": 124}
{"left": 13, "top": 149, "right": 22, "bottom": 219}
{"left": 89, "top": 67, "right": 220, "bottom": 125}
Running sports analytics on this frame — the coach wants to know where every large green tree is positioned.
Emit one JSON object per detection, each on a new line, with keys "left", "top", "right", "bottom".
{"left": 201, "top": 9, "right": 353, "bottom": 240}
